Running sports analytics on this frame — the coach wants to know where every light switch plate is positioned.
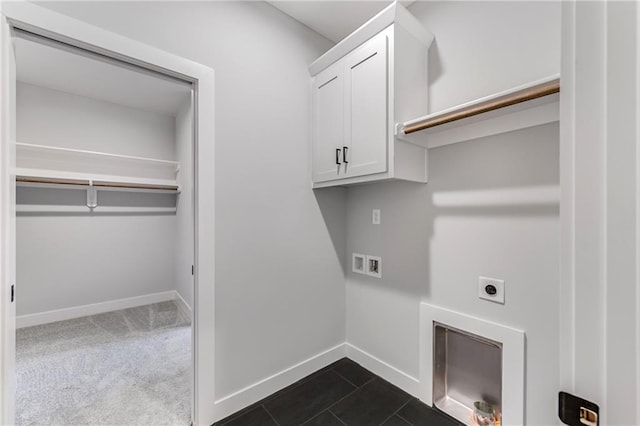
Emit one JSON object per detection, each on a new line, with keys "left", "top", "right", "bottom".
{"left": 372, "top": 209, "right": 380, "bottom": 225}
{"left": 478, "top": 276, "right": 505, "bottom": 304}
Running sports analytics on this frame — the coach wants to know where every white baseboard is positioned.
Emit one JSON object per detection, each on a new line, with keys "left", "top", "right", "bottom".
{"left": 16, "top": 290, "right": 177, "bottom": 328}
{"left": 173, "top": 290, "right": 192, "bottom": 318}
{"left": 213, "top": 343, "right": 346, "bottom": 422}
{"left": 345, "top": 343, "right": 420, "bottom": 397}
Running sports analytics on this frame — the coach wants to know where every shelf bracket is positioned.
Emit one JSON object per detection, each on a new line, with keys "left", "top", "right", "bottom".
{"left": 87, "top": 180, "right": 98, "bottom": 209}
{"left": 394, "top": 122, "right": 428, "bottom": 147}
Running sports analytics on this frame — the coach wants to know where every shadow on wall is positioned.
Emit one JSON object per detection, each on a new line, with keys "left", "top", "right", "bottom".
{"left": 311, "top": 124, "right": 560, "bottom": 409}
{"left": 429, "top": 125, "right": 560, "bottom": 219}
{"left": 345, "top": 179, "right": 433, "bottom": 298}
{"left": 344, "top": 122, "right": 560, "bottom": 301}
{"left": 313, "top": 186, "right": 348, "bottom": 275}
{"left": 428, "top": 39, "right": 444, "bottom": 89}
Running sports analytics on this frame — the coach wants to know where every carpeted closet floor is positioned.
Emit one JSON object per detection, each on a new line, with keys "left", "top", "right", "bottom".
{"left": 16, "top": 301, "right": 191, "bottom": 426}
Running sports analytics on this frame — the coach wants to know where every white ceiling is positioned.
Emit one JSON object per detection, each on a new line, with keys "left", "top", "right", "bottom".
{"left": 268, "top": 1, "right": 414, "bottom": 43}
{"left": 14, "top": 2, "right": 412, "bottom": 116}
{"left": 13, "top": 35, "right": 192, "bottom": 117}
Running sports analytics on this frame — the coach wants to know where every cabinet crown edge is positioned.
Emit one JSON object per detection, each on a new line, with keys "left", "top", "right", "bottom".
{"left": 308, "top": 1, "right": 434, "bottom": 76}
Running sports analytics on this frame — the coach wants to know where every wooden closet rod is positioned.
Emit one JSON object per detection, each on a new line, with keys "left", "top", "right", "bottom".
{"left": 402, "top": 78, "right": 560, "bottom": 135}
{"left": 16, "top": 176, "right": 179, "bottom": 191}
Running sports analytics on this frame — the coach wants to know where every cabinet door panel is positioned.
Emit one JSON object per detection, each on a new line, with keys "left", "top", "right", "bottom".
{"left": 312, "top": 63, "right": 344, "bottom": 183}
{"left": 344, "top": 31, "right": 388, "bottom": 178}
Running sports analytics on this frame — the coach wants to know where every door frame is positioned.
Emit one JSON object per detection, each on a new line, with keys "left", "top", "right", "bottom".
{"left": 0, "top": 2, "right": 216, "bottom": 425}
{"left": 560, "top": 1, "right": 640, "bottom": 423}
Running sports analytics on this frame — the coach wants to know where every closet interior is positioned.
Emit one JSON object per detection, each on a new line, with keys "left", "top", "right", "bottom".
{"left": 12, "top": 30, "right": 195, "bottom": 425}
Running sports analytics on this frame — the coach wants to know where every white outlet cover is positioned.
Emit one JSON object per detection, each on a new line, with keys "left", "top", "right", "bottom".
{"left": 352, "top": 253, "right": 366, "bottom": 274}
{"left": 372, "top": 209, "right": 380, "bottom": 225}
{"left": 478, "top": 276, "right": 505, "bottom": 304}
{"left": 366, "top": 255, "right": 382, "bottom": 278}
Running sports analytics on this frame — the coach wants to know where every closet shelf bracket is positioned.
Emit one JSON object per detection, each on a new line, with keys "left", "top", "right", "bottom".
{"left": 87, "top": 180, "right": 98, "bottom": 209}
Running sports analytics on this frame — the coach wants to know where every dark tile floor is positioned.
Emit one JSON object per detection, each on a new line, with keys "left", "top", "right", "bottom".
{"left": 214, "top": 358, "right": 463, "bottom": 426}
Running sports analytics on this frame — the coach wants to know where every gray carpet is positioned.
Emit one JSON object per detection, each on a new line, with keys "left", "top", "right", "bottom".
{"left": 16, "top": 301, "right": 191, "bottom": 426}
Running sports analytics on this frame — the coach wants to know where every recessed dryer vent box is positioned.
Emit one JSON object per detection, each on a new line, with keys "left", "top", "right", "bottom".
{"left": 433, "top": 322, "right": 502, "bottom": 425}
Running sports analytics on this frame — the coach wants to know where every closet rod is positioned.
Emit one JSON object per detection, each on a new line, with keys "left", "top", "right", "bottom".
{"left": 16, "top": 176, "right": 179, "bottom": 191}
{"left": 402, "top": 78, "right": 560, "bottom": 135}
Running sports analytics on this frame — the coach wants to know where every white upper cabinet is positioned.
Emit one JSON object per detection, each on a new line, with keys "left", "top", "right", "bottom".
{"left": 344, "top": 30, "right": 388, "bottom": 179}
{"left": 309, "top": 2, "right": 434, "bottom": 188}
{"left": 312, "top": 62, "right": 344, "bottom": 183}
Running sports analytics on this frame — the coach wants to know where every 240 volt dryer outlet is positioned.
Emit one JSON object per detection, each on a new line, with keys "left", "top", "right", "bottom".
{"left": 478, "top": 276, "right": 505, "bottom": 304}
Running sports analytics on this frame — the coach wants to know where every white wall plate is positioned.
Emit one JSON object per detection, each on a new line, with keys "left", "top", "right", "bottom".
{"left": 352, "top": 253, "right": 366, "bottom": 274}
{"left": 478, "top": 276, "right": 505, "bottom": 304}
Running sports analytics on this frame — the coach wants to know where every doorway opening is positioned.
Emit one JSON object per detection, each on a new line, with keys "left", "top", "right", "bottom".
{"left": 12, "top": 29, "right": 196, "bottom": 425}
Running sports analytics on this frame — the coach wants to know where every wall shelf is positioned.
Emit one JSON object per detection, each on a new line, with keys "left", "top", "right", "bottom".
{"left": 397, "top": 75, "right": 560, "bottom": 148}
{"left": 15, "top": 142, "right": 181, "bottom": 192}
{"left": 16, "top": 142, "right": 179, "bottom": 183}
{"left": 16, "top": 143, "right": 181, "bottom": 212}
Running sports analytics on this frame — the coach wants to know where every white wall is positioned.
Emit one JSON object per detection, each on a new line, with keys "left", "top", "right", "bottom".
{"left": 36, "top": 1, "right": 345, "bottom": 400}
{"left": 175, "top": 98, "right": 194, "bottom": 309}
{"left": 31, "top": 2, "right": 564, "bottom": 421}
{"left": 16, "top": 82, "right": 178, "bottom": 316}
{"left": 347, "top": 124, "right": 559, "bottom": 424}
{"left": 410, "top": 1, "right": 561, "bottom": 113}
{"left": 346, "top": 2, "right": 561, "bottom": 424}
{"left": 17, "top": 82, "right": 176, "bottom": 160}
{"left": 16, "top": 206, "right": 177, "bottom": 315}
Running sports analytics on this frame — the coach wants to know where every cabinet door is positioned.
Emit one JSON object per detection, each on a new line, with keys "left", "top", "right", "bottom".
{"left": 345, "top": 31, "right": 389, "bottom": 177}
{"left": 344, "top": 30, "right": 388, "bottom": 178}
{"left": 312, "top": 62, "right": 344, "bottom": 183}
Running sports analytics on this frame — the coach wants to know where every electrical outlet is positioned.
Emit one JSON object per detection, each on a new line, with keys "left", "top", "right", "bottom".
{"left": 372, "top": 209, "right": 380, "bottom": 225}
{"left": 366, "top": 255, "right": 382, "bottom": 278}
{"left": 478, "top": 276, "right": 505, "bottom": 304}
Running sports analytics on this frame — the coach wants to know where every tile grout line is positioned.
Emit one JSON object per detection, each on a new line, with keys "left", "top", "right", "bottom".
{"left": 379, "top": 398, "right": 413, "bottom": 426}
{"left": 222, "top": 364, "right": 340, "bottom": 425}
{"left": 330, "top": 367, "right": 360, "bottom": 388}
{"left": 325, "top": 373, "right": 375, "bottom": 412}
{"left": 322, "top": 374, "right": 380, "bottom": 424}
{"left": 328, "top": 408, "right": 348, "bottom": 426}
{"left": 261, "top": 404, "right": 281, "bottom": 426}
{"left": 299, "top": 410, "right": 327, "bottom": 426}
{"left": 257, "top": 361, "right": 345, "bottom": 409}
{"left": 359, "top": 375, "right": 377, "bottom": 387}
{"left": 270, "top": 367, "right": 354, "bottom": 425}
{"left": 225, "top": 366, "right": 354, "bottom": 426}
{"left": 396, "top": 412, "right": 413, "bottom": 425}
{"left": 279, "top": 366, "right": 371, "bottom": 426}
{"left": 220, "top": 363, "right": 430, "bottom": 426}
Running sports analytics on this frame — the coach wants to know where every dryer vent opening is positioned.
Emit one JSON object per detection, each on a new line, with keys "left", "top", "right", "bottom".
{"left": 433, "top": 322, "right": 502, "bottom": 425}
